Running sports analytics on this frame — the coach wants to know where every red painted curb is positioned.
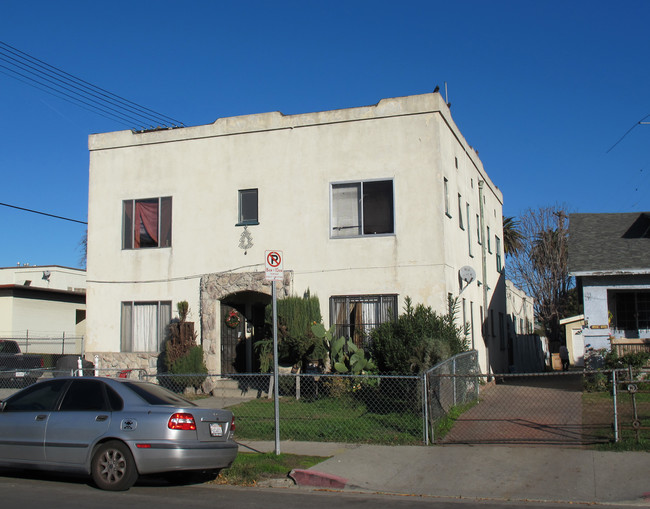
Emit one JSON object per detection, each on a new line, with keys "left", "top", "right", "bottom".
{"left": 289, "top": 469, "right": 348, "bottom": 489}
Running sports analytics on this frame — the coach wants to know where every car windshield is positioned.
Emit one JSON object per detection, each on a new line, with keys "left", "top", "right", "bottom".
{"left": 123, "top": 381, "right": 197, "bottom": 407}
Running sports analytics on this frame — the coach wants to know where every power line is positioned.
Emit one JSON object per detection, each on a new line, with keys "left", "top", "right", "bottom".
{"left": 0, "top": 41, "right": 185, "bottom": 131}
{"left": 606, "top": 113, "right": 650, "bottom": 153}
{"left": 0, "top": 42, "right": 183, "bottom": 127}
{"left": 0, "top": 202, "right": 87, "bottom": 225}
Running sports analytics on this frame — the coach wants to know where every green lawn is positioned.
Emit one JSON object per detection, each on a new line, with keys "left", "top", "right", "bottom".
{"left": 230, "top": 395, "right": 424, "bottom": 445}
{"left": 582, "top": 388, "right": 650, "bottom": 449}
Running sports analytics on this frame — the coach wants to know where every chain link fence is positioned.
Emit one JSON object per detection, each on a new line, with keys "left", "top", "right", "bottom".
{"left": 1, "top": 353, "right": 648, "bottom": 447}
{"left": 0, "top": 334, "right": 85, "bottom": 388}
{"left": 424, "top": 350, "right": 480, "bottom": 443}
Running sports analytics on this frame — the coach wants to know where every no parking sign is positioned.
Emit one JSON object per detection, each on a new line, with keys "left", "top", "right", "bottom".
{"left": 265, "top": 250, "right": 283, "bottom": 281}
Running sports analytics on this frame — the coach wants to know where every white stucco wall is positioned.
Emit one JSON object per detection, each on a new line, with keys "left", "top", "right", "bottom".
{"left": 0, "top": 266, "right": 86, "bottom": 339}
{"left": 9, "top": 297, "right": 84, "bottom": 336}
{"left": 87, "top": 93, "right": 506, "bottom": 373}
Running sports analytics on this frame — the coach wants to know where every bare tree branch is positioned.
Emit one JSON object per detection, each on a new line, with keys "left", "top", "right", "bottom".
{"left": 506, "top": 206, "right": 573, "bottom": 344}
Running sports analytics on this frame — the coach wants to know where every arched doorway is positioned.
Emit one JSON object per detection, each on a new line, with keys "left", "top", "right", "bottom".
{"left": 200, "top": 271, "right": 291, "bottom": 374}
{"left": 220, "top": 291, "right": 270, "bottom": 373}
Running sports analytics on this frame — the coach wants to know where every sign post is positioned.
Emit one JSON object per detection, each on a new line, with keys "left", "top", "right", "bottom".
{"left": 265, "top": 251, "right": 283, "bottom": 455}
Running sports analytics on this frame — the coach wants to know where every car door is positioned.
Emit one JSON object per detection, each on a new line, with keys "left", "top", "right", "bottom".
{"left": 44, "top": 379, "right": 112, "bottom": 466}
{"left": 0, "top": 379, "right": 67, "bottom": 463}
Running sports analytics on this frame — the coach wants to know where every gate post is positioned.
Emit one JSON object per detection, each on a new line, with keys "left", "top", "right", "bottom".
{"left": 612, "top": 369, "right": 619, "bottom": 443}
{"left": 422, "top": 372, "right": 429, "bottom": 445}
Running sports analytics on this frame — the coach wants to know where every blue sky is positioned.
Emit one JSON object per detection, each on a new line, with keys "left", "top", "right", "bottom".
{"left": 1, "top": 0, "right": 648, "bottom": 269}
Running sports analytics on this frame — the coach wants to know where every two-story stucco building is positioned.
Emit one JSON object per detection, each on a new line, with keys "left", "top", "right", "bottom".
{"left": 86, "top": 93, "right": 508, "bottom": 374}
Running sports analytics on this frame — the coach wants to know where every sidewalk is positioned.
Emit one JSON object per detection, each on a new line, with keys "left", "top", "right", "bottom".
{"left": 237, "top": 440, "right": 650, "bottom": 506}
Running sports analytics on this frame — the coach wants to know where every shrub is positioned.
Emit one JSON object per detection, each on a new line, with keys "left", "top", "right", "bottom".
{"left": 604, "top": 349, "right": 650, "bottom": 370}
{"left": 370, "top": 296, "right": 469, "bottom": 374}
{"left": 166, "top": 346, "right": 208, "bottom": 391}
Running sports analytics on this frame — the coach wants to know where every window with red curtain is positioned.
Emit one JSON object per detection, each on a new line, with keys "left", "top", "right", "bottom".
{"left": 122, "top": 197, "right": 172, "bottom": 249}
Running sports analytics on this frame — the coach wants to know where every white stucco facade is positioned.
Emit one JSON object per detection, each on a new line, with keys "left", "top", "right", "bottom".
{"left": 87, "top": 93, "right": 507, "bottom": 374}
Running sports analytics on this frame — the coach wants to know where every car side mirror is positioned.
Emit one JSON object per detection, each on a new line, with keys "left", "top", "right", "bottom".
{"left": 0, "top": 401, "right": 5, "bottom": 412}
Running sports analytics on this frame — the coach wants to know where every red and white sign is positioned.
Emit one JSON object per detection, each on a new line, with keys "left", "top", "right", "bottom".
{"left": 265, "top": 250, "right": 283, "bottom": 281}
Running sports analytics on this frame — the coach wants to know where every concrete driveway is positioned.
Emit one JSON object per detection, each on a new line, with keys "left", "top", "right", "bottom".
{"left": 439, "top": 373, "right": 610, "bottom": 445}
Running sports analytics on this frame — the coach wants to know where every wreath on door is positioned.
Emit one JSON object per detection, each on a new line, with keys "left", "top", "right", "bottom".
{"left": 225, "top": 309, "right": 241, "bottom": 329}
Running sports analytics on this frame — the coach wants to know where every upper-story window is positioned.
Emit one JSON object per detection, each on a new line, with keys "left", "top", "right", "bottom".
{"left": 238, "top": 188, "right": 259, "bottom": 225}
{"left": 466, "top": 203, "right": 473, "bottom": 256}
{"left": 122, "top": 197, "right": 172, "bottom": 250}
{"left": 331, "top": 180, "right": 394, "bottom": 238}
{"left": 495, "top": 235, "right": 502, "bottom": 272}
{"left": 444, "top": 178, "right": 451, "bottom": 218}
{"left": 487, "top": 226, "right": 492, "bottom": 253}
{"left": 457, "top": 194, "right": 464, "bottom": 230}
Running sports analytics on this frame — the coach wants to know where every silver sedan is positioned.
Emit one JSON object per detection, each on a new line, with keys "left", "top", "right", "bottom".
{"left": 0, "top": 377, "right": 238, "bottom": 490}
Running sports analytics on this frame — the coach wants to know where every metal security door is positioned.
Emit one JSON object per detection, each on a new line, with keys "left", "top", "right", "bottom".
{"left": 221, "top": 305, "right": 242, "bottom": 374}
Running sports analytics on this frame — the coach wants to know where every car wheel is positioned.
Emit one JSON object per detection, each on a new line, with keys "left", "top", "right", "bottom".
{"left": 91, "top": 441, "right": 138, "bottom": 491}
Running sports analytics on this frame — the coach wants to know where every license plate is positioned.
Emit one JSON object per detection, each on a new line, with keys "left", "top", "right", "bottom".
{"left": 15, "top": 372, "right": 25, "bottom": 378}
{"left": 209, "top": 423, "right": 223, "bottom": 437}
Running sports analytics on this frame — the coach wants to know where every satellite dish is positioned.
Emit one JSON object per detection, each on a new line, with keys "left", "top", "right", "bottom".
{"left": 459, "top": 266, "right": 476, "bottom": 284}
{"left": 42, "top": 271, "right": 51, "bottom": 281}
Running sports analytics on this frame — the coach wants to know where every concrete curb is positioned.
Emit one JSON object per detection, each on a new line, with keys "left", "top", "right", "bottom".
{"left": 289, "top": 469, "right": 349, "bottom": 489}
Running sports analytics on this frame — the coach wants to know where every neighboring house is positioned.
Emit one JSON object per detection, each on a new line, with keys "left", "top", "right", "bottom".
{"left": 86, "top": 93, "right": 508, "bottom": 375}
{"left": 0, "top": 265, "right": 86, "bottom": 353}
{"left": 568, "top": 212, "right": 650, "bottom": 357}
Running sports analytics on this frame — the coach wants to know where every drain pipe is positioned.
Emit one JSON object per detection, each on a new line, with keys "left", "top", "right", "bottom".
{"left": 478, "top": 181, "right": 491, "bottom": 381}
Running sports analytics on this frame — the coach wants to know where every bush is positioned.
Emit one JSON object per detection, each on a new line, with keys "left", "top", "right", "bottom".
{"left": 370, "top": 296, "right": 469, "bottom": 374}
{"left": 166, "top": 346, "right": 208, "bottom": 391}
{"left": 604, "top": 349, "right": 650, "bottom": 370}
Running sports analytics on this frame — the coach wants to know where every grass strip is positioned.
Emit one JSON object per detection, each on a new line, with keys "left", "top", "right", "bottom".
{"left": 213, "top": 452, "right": 328, "bottom": 486}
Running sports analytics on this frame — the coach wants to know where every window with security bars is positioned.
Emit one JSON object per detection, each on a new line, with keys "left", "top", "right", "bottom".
{"left": 610, "top": 291, "right": 650, "bottom": 333}
{"left": 330, "top": 295, "right": 397, "bottom": 347}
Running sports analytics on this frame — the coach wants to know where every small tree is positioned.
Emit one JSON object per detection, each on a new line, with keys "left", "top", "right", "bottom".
{"left": 506, "top": 206, "right": 573, "bottom": 345}
{"left": 164, "top": 301, "right": 197, "bottom": 369}
{"left": 256, "top": 292, "right": 324, "bottom": 371}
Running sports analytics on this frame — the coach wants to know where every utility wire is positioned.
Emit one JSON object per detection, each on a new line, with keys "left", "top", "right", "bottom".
{"left": 0, "top": 67, "right": 137, "bottom": 129}
{"left": 0, "top": 202, "right": 87, "bottom": 225}
{"left": 0, "top": 62, "right": 155, "bottom": 130}
{"left": 606, "top": 113, "right": 650, "bottom": 153}
{"left": 0, "top": 42, "right": 183, "bottom": 127}
{"left": 0, "top": 41, "right": 185, "bottom": 131}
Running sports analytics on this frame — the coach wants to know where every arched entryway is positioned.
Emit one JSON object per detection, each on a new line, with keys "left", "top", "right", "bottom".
{"left": 200, "top": 271, "right": 291, "bottom": 374}
{"left": 220, "top": 291, "right": 270, "bottom": 373}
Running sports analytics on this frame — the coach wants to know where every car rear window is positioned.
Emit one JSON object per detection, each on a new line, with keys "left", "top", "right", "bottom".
{"left": 123, "top": 381, "right": 197, "bottom": 406}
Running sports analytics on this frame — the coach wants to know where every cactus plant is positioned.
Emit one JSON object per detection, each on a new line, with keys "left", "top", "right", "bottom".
{"left": 311, "top": 322, "right": 376, "bottom": 374}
